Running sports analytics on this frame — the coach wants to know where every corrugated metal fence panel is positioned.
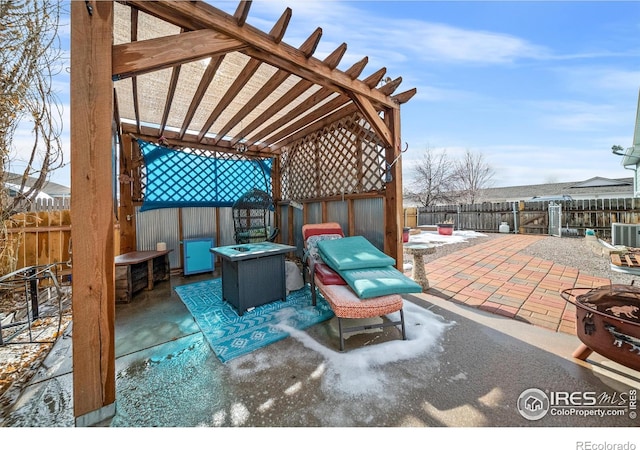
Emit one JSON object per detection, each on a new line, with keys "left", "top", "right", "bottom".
{"left": 181, "top": 208, "right": 217, "bottom": 241}
{"left": 353, "top": 197, "right": 383, "bottom": 249}
{"left": 292, "top": 204, "right": 304, "bottom": 258}
{"left": 326, "top": 200, "right": 348, "bottom": 233}
{"left": 306, "top": 202, "right": 322, "bottom": 224}
{"left": 217, "top": 207, "right": 236, "bottom": 247}
{"left": 135, "top": 206, "right": 181, "bottom": 268}
{"left": 278, "top": 204, "right": 290, "bottom": 246}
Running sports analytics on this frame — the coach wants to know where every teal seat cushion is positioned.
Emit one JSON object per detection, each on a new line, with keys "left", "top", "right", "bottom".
{"left": 340, "top": 266, "right": 423, "bottom": 299}
{"left": 317, "top": 236, "right": 396, "bottom": 271}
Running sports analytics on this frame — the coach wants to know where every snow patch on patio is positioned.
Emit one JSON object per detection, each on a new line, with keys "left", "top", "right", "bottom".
{"left": 276, "top": 300, "right": 454, "bottom": 397}
{"left": 408, "top": 229, "right": 487, "bottom": 246}
{"left": 403, "top": 230, "right": 487, "bottom": 271}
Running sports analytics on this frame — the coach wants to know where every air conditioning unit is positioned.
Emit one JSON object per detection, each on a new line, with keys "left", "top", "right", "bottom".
{"left": 611, "top": 223, "right": 640, "bottom": 247}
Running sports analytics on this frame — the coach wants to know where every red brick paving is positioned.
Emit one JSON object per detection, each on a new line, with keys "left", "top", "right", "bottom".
{"left": 407, "top": 234, "right": 613, "bottom": 335}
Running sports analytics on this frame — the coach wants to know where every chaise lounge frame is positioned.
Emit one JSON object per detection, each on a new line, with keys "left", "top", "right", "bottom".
{"left": 302, "top": 222, "right": 407, "bottom": 351}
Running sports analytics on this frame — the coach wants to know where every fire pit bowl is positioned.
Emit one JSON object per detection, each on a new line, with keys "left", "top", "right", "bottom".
{"left": 561, "top": 285, "right": 640, "bottom": 372}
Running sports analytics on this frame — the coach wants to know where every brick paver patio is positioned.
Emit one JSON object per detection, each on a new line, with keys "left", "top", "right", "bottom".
{"left": 412, "top": 234, "right": 612, "bottom": 335}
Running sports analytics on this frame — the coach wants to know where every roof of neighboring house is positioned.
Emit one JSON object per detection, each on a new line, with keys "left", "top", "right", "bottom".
{"left": 476, "top": 177, "right": 633, "bottom": 202}
{"left": 4, "top": 172, "right": 70, "bottom": 197}
{"left": 4, "top": 182, "right": 54, "bottom": 201}
{"left": 404, "top": 176, "right": 635, "bottom": 206}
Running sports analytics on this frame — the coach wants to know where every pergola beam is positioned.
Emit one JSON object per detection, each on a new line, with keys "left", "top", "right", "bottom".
{"left": 122, "top": 123, "right": 278, "bottom": 159}
{"left": 112, "top": 29, "right": 247, "bottom": 80}
{"left": 350, "top": 93, "right": 393, "bottom": 149}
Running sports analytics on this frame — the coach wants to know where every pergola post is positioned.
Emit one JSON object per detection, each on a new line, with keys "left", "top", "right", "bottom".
{"left": 119, "top": 134, "right": 136, "bottom": 254}
{"left": 384, "top": 107, "right": 403, "bottom": 270}
{"left": 70, "top": 0, "right": 116, "bottom": 426}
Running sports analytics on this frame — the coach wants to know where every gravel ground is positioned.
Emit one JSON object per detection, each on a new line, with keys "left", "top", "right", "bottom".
{"left": 406, "top": 231, "right": 639, "bottom": 287}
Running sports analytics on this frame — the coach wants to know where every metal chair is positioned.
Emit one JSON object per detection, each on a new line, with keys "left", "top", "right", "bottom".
{"left": 232, "top": 188, "right": 279, "bottom": 244}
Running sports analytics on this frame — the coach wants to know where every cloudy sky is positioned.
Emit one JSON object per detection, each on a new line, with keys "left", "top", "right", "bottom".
{"left": 39, "top": 1, "right": 640, "bottom": 188}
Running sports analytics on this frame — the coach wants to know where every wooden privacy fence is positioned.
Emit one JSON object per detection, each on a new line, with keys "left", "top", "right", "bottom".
{"left": 410, "top": 197, "right": 640, "bottom": 239}
{"left": 1, "top": 210, "right": 72, "bottom": 277}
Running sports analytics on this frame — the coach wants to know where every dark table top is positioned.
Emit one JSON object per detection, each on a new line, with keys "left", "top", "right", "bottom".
{"left": 210, "top": 242, "right": 296, "bottom": 262}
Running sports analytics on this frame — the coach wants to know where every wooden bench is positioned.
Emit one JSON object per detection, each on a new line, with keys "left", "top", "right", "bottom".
{"left": 115, "top": 250, "right": 172, "bottom": 303}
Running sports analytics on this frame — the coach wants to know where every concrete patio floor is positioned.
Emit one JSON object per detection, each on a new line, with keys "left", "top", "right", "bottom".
{"left": 1, "top": 234, "right": 639, "bottom": 433}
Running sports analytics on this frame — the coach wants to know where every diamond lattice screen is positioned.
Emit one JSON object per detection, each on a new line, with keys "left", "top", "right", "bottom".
{"left": 280, "top": 113, "right": 386, "bottom": 201}
{"left": 137, "top": 139, "right": 272, "bottom": 211}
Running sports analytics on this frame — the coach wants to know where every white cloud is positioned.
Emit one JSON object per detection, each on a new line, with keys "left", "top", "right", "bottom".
{"left": 388, "top": 22, "right": 548, "bottom": 65}
{"left": 531, "top": 100, "right": 630, "bottom": 132}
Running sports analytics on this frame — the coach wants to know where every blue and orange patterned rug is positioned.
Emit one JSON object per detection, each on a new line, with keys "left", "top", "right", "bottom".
{"left": 175, "top": 278, "right": 334, "bottom": 362}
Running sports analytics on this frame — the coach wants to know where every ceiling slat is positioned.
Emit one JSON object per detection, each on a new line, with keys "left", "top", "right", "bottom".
{"left": 130, "top": 7, "right": 141, "bottom": 134}
{"left": 159, "top": 64, "right": 181, "bottom": 136}
{"left": 229, "top": 44, "right": 347, "bottom": 147}
{"left": 179, "top": 56, "right": 224, "bottom": 139}
{"left": 323, "top": 44, "right": 348, "bottom": 70}
{"left": 197, "top": 58, "right": 263, "bottom": 141}
{"left": 392, "top": 89, "right": 417, "bottom": 105}
{"left": 274, "top": 104, "right": 359, "bottom": 151}
{"left": 244, "top": 55, "right": 375, "bottom": 147}
{"left": 212, "top": 69, "right": 291, "bottom": 146}
{"left": 262, "top": 95, "right": 352, "bottom": 148}
{"left": 245, "top": 86, "right": 336, "bottom": 147}
{"left": 379, "top": 77, "right": 403, "bottom": 96}
{"left": 299, "top": 28, "right": 322, "bottom": 58}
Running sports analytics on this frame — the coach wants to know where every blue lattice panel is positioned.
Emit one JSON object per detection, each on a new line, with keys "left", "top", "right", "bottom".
{"left": 136, "top": 139, "right": 272, "bottom": 211}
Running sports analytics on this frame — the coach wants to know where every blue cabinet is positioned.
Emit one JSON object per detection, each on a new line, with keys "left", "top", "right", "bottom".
{"left": 183, "top": 238, "right": 215, "bottom": 275}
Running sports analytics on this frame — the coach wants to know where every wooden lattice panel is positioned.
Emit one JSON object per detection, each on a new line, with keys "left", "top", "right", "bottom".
{"left": 281, "top": 113, "right": 386, "bottom": 201}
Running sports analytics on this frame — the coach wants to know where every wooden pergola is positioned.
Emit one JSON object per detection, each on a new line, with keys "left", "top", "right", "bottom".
{"left": 70, "top": 0, "right": 415, "bottom": 425}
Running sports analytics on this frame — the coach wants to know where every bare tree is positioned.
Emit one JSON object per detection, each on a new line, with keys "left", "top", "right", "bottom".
{"left": 451, "top": 149, "right": 494, "bottom": 204}
{"left": 1, "top": 0, "right": 64, "bottom": 273}
{"left": 406, "top": 147, "right": 457, "bottom": 206}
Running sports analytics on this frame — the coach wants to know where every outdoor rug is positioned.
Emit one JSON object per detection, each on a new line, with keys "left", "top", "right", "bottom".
{"left": 175, "top": 278, "right": 334, "bottom": 362}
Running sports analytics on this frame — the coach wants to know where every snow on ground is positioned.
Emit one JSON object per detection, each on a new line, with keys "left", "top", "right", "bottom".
{"left": 274, "top": 301, "right": 454, "bottom": 397}
{"left": 408, "top": 229, "right": 487, "bottom": 247}
{"left": 403, "top": 229, "right": 487, "bottom": 271}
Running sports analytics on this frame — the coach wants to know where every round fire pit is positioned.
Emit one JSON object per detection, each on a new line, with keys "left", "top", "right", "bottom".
{"left": 562, "top": 284, "right": 640, "bottom": 371}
